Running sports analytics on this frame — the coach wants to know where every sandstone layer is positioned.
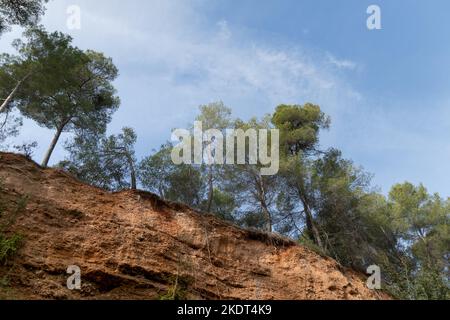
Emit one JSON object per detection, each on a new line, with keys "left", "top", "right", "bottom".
{"left": 0, "top": 152, "right": 388, "bottom": 300}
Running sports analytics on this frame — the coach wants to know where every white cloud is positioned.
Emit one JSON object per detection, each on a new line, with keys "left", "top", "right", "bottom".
{"left": 1, "top": 0, "right": 449, "bottom": 196}
{"left": 326, "top": 53, "right": 358, "bottom": 70}
{"left": 0, "top": 0, "right": 361, "bottom": 172}
{"left": 216, "top": 20, "right": 231, "bottom": 41}
{"left": 42, "top": 0, "right": 361, "bottom": 131}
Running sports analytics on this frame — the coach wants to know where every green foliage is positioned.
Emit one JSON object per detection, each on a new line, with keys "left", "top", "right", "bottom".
{"left": 384, "top": 262, "right": 449, "bottom": 300}
{"left": 0, "top": 184, "right": 26, "bottom": 301}
{"left": 12, "top": 141, "right": 38, "bottom": 159}
{"left": 381, "top": 182, "right": 450, "bottom": 299}
{"left": 60, "top": 127, "right": 137, "bottom": 191}
{"left": 195, "top": 101, "right": 233, "bottom": 131}
{"left": 307, "top": 149, "right": 377, "bottom": 268}
{"left": 222, "top": 116, "right": 281, "bottom": 232}
{"left": 0, "top": 112, "right": 22, "bottom": 147}
{"left": 205, "top": 188, "right": 236, "bottom": 222}
{"left": 139, "top": 143, "right": 176, "bottom": 197}
{"left": 238, "top": 211, "right": 267, "bottom": 230}
{"left": 0, "top": 51, "right": 24, "bottom": 145}
{"left": 0, "top": 234, "right": 22, "bottom": 265}
{"left": 270, "top": 103, "right": 332, "bottom": 245}
{"left": 0, "top": 185, "right": 26, "bottom": 266}
{"left": 7, "top": 26, "right": 120, "bottom": 166}
{"left": 0, "top": 275, "right": 9, "bottom": 288}
{"left": 165, "top": 164, "right": 204, "bottom": 208}
{"left": 139, "top": 102, "right": 238, "bottom": 219}
{"left": 139, "top": 147, "right": 206, "bottom": 209}
{"left": 158, "top": 275, "right": 188, "bottom": 300}
{"left": 272, "top": 103, "right": 330, "bottom": 155}
{"left": 411, "top": 268, "right": 449, "bottom": 300}
{"left": 0, "top": 275, "right": 13, "bottom": 300}
{"left": 298, "top": 234, "right": 328, "bottom": 258}
{"left": 195, "top": 102, "right": 234, "bottom": 213}
{"left": 0, "top": 3, "right": 445, "bottom": 301}
{"left": 0, "top": 0, "right": 48, "bottom": 35}
{"left": 25, "top": 94, "right": 450, "bottom": 300}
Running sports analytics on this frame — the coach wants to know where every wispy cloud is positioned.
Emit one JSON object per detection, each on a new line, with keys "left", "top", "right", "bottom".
{"left": 0, "top": 0, "right": 362, "bottom": 165}
{"left": 326, "top": 53, "right": 358, "bottom": 70}
{"left": 53, "top": 1, "right": 362, "bottom": 128}
{"left": 10, "top": 0, "right": 449, "bottom": 196}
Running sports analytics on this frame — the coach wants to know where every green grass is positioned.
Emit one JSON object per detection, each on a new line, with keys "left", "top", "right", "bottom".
{"left": 298, "top": 235, "right": 328, "bottom": 258}
{"left": 158, "top": 275, "right": 188, "bottom": 300}
{"left": 0, "top": 181, "right": 26, "bottom": 266}
{"left": 0, "top": 234, "right": 22, "bottom": 265}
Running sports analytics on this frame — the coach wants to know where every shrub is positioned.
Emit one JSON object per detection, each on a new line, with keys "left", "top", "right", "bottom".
{"left": 0, "top": 234, "right": 22, "bottom": 265}
{"left": 158, "top": 275, "right": 188, "bottom": 300}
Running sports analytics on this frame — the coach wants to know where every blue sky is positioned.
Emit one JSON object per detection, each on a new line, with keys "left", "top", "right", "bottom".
{"left": 0, "top": 0, "right": 449, "bottom": 196}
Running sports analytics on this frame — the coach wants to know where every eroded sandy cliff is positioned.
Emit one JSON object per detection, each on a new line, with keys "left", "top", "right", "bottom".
{"left": 0, "top": 152, "right": 388, "bottom": 300}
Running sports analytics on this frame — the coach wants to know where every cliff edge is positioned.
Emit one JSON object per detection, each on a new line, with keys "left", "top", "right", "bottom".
{"left": 0, "top": 152, "right": 388, "bottom": 300}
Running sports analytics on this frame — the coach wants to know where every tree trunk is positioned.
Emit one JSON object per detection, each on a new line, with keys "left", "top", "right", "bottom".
{"left": 130, "top": 171, "right": 137, "bottom": 190}
{"left": 41, "top": 120, "right": 68, "bottom": 167}
{"left": 206, "top": 166, "right": 214, "bottom": 212}
{"left": 126, "top": 155, "right": 137, "bottom": 190}
{"left": 261, "top": 203, "right": 273, "bottom": 233}
{"left": 257, "top": 173, "right": 272, "bottom": 232}
{"left": 303, "top": 203, "right": 322, "bottom": 248}
{"left": 0, "top": 73, "right": 31, "bottom": 114}
{"left": 299, "top": 192, "right": 323, "bottom": 248}
{"left": 158, "top": 183, "right": 165, "bottom": 199}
